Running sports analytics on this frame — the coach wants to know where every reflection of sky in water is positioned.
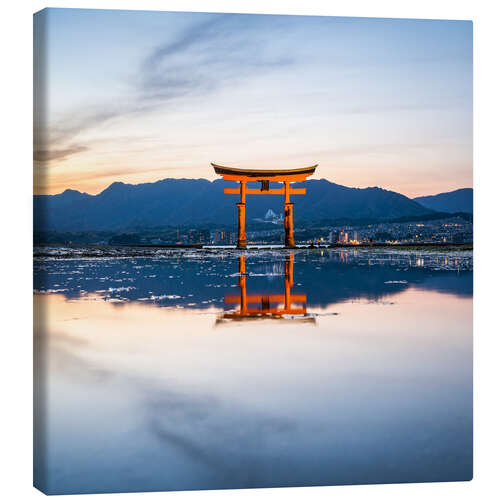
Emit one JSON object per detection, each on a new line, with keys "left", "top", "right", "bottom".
{"left": 34, "top": 249, "right": 472, "bottom": 494}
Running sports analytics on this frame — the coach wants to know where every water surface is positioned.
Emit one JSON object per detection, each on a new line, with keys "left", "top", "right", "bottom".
{"left": 34, "top": 248, "right": 472, "bottom": 494}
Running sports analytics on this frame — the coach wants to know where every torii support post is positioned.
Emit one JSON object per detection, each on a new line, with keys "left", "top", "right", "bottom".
{"left": 284, "top": 253, "right": 294, "bottom": 309}
{"left": 284, "top": 182, "right": 295, "bottom": 247}
{"left": 238, "top": 255, "right": 247, "bottom": 313}
{"left": 237, "top": 181, "right": 247, "bottom": 248}
{"left": 211, "top": 163, "right": 318, "bottom": 248}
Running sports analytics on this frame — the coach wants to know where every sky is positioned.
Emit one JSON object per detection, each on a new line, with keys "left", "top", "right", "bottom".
{"left": 33, "top": 8, "right": 472, "bottom": 197}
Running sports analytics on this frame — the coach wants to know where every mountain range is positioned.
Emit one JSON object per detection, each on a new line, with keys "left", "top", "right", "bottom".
{"left": 413, "top": 188, "right": 473, "bottom": 214}
{"left": 34, "top": 178, "right": 472, "bottom": 232}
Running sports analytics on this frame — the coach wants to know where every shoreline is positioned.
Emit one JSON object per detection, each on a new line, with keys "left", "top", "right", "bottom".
{"left": 33, "top": 242, "right": 473, "bottom": 259}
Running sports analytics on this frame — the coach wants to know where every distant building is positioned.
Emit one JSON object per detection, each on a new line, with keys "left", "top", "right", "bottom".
{"left": 209, "top": 229, "right": 235, "bottom": 245}
{"left": 187, "top": 229, "right": 210, "bottom": 244}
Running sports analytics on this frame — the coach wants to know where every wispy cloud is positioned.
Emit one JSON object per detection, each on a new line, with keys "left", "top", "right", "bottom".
{"left": 35, "top": 13, "right": 295, "bottom": 165}
{"left": 34, "top": 145, "right": 89, "bottom": 162}
{"left": 45, "top": 324, "right": 300, "bottom": 486}
{"left": 34, "top": 105, "right": 151, "bottom": 166}
{"left": 337, "top": 101, "right": 463, "bottom": 115}
{"left": 139, "top": 14, "right": 293, "bottom": 102}
{"left": 145, "top": 385, "right": 298, "bottom": 484}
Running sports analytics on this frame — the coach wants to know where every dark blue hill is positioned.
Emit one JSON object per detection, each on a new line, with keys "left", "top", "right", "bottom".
{"left": 414, "top": 188, "right": 472, "bottom": 214}
{"left": 34, "top": 177, "right": 436, "bottom": 232}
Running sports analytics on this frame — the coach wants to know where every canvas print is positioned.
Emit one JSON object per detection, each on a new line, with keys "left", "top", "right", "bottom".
{"left": 33, "top": 8, "right": 473, "bottom": 495}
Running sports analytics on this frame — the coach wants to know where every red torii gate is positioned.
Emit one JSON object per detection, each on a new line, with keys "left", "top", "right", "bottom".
{"left": 221, "top": 254, "right": 312, "bottom": 322}
{"left": 211, "top": 163, "right": 318, "bottom": 248}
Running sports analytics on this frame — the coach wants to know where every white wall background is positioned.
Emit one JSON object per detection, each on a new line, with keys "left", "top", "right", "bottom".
{"left": 1, "top": 1, "right": 499, "bottom": 500}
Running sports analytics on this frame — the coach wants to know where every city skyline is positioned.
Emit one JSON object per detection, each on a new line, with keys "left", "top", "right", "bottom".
{"left": 34, "top": 9, "right": 472, "bottom": 198}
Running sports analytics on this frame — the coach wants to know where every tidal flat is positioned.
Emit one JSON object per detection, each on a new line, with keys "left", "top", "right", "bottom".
{"left": 34, "top": 247, "right": 472, "bottom": 494}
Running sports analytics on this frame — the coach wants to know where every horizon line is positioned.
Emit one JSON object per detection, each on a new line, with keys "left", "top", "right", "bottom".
{"left": 34, "top": 176, "right": 473, "bottom": 199}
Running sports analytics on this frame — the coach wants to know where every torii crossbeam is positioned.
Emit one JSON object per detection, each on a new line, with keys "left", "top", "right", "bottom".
{"left": 211, "top": 163, "right": 318, "bottom": 248}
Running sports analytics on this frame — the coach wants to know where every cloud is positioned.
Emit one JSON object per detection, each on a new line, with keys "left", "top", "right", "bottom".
{"left": 145, "top": 385, "right": 298, "bottom": 483}
{"left": 36, "top": 13, "right": 296, "bottom": 165}
{"left": 139, "top": 14, "right": 293, "bottom": 102}
{"left": 43, "top": 320, "right": 299, "bottom": 485}
{"left": 337, "top": 101, "right": 461, "bottom": 115}
{"left": 34, "top": 144, "right": 89, "bottom": 163}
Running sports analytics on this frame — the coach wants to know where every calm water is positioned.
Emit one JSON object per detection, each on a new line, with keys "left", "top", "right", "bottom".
{"left": 34, "top": 248, "right": 473, "bottom": 494}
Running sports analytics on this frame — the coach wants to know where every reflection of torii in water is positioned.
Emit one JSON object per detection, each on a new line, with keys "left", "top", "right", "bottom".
{"left": 217, "top": 254, "right": 315, "bottom": 323}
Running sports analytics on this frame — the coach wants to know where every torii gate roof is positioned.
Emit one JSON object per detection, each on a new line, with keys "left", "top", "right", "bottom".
{"left": 211, "top": 163, "right": 317, "bottom": 182}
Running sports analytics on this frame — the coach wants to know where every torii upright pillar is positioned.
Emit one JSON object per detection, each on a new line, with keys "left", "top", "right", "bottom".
{"left": 284, "top": 181, "right": 295, "bottom": 248}
{"left": 211, "top": 163, "right": 318, "bottom": 248}
{"left": 237, "top": 181, "right": 247, "bottom": 248}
